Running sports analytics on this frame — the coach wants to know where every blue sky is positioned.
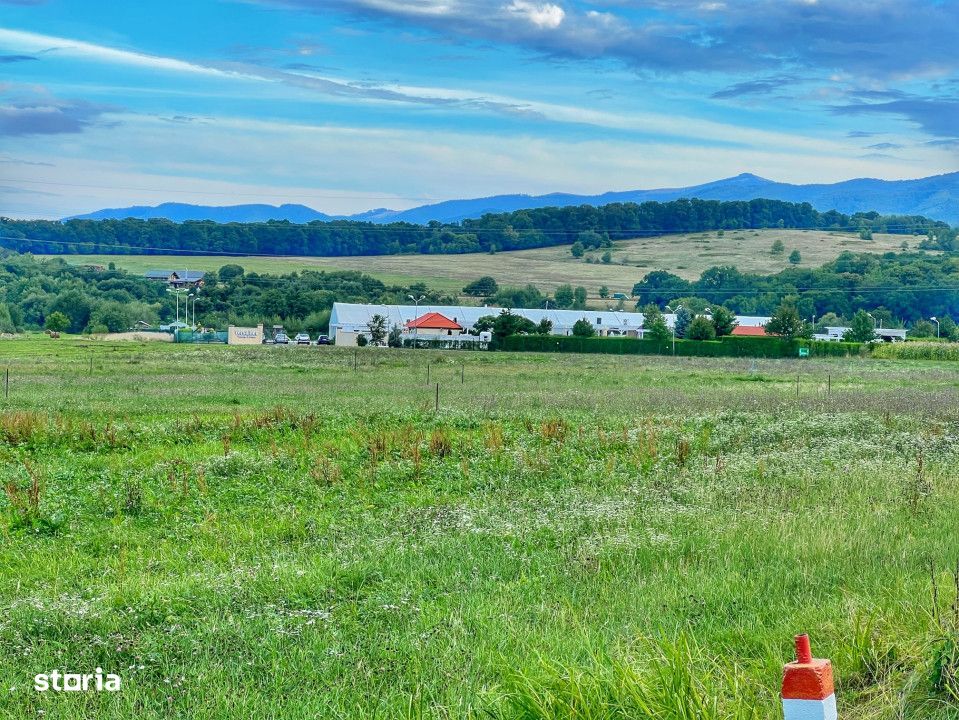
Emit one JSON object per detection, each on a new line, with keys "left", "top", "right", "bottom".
{"left": 1, "top": 0, "right": 957, "bottom": 218}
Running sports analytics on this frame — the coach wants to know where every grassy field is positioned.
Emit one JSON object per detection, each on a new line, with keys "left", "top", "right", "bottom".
{"left": 41, "top": 228, "right": 915, "bottom": 298}
{"left": 1, "top": 337, "right": 958, "bottom": 719}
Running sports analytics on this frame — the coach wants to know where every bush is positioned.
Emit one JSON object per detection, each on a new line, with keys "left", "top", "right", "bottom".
{"left": 572, "top": 319, "right": 595, "bottom": 337}
{"left": 687, "top": 315, "right": 716, "bottom": 340}
{"left": 501, "top": 334, "right": 862, "bottom": 359}
{"left": 356, "top": 334, "right": 368, "bottom": 347}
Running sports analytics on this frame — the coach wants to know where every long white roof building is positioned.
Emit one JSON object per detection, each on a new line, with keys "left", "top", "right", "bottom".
{"left": 330, "top": 302, "right": 769, "bottom": 342}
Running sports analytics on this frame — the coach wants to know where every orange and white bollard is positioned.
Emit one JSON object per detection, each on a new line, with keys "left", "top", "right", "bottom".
{"left": 782, "top": 634, "right": 837, "bottom": 720}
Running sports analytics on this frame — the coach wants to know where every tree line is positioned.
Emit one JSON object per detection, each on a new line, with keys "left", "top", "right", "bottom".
{"left": 1, "top": 199, "right": 953, "bottom": 257}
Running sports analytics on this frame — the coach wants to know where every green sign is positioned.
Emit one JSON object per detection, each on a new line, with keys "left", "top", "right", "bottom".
{"left": 798, "top": 347, "right": 810, "bottom": 358}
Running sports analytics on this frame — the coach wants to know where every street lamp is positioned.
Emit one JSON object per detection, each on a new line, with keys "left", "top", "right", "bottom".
{"left": 666, "top": 304, "right": 682, "bottom": 355}
{"left": 190, "top": 295, "right": 201, "bottom": 329}
{"left": 408, "top": 294, "right": 425, "bottom": 348}
{"left": 931, "top": 316, "right": 940, "bottom": 338}
{"left": 166, "top": 287, "right": 187, "bottom": 325}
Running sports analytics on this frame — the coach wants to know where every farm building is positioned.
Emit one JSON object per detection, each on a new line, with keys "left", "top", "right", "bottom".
{"left": 813, "top": 326, "right": 907, "bottom": 342}
{"left": 329, "top": 302, "right": 770, "bottom": 346}
{"left": 145, "top": 269, "right": 206, "bottom": 288}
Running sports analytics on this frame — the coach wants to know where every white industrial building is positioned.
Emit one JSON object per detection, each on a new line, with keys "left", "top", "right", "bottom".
{"left": 329, "top": 302, "right": 770, "bottom": 346}
{"left": 813, "top": 326, "right": 907, "bottom": 342}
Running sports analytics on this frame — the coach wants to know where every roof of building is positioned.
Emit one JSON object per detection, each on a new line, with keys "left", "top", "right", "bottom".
{"left": 145, "top": 269, "right": 206, "bottom": 281}
{"left": 406, "top": 312, "right": 463, "bottom": 330}
{"left": 731, "top": 325, "right": 768, "bottom": 337}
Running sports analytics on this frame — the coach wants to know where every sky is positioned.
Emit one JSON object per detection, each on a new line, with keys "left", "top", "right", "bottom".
{"left": 1, "top": 0, "right": 958, "bottom": 219}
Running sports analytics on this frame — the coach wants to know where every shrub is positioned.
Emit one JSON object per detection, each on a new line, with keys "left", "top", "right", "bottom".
{"left": 572, "top": 319, "right": 595, "bottom": 337}
{"left": 688, "top": 315, "right": 716, "bottom": 340}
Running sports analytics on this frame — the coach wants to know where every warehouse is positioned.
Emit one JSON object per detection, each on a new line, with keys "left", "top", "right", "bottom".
{"left": 329, "top": 302, "right": 770, "bottom": 346}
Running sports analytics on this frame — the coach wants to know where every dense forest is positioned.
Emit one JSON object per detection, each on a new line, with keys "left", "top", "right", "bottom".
{"left": 0, "top": 245, "right": 958, "bottom": 335}
{"left": 2, "top": 198, "right": 955, "bottom": 257}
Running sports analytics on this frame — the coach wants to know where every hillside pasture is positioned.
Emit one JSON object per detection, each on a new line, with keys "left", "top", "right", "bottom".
{"left": 40, "top": 229, "right": 915, "bottom": 298}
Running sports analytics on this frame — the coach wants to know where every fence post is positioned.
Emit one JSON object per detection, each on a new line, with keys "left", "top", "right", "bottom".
{"left": 461, "top": 363, "right": 464, "bottom": 384}
{"left": 426, "top": 363, "right": 430, "bottom": 385}
{"left": 782, "top": 634, "right": 837, "bottom": 720}
{"left": 434, "top": 382, "right": 439, "bottom": 413}
{"left": 353, "top": 350, "right": 357, "bottom": 371}
{"left": 4, "top": 367, "right": 8, "bottom": 400}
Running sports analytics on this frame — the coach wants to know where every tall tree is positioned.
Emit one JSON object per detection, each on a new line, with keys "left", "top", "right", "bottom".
{"left": 765, "top": 303, "right": 810, "bottom": 340}
{"left": 843, "top": 310, "right": 876, "bottom": 343}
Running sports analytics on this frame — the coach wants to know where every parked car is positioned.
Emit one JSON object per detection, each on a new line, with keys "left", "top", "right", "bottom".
{"left": 294, "top": 333, "right": 311, "bottom": 345}
{"left": 274, "top": 332, "right": 290, "bottom": 344}
{"left": 316, "top": 335, "right": 330, "bottom": 345}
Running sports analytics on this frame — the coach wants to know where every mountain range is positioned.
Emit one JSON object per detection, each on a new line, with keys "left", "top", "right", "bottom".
{"left": 65, "top": 172, "right": 959, "bottom": 226}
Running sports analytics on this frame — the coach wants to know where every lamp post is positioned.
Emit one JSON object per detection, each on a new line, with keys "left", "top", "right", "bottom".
{"left": 190, "top": 295, "right": 201, "bottom": 329}
{"left": 408, "top": 294, "right": 425, "bottom": 348}
{"left": 166, "top": 287, "right": 187, "bottom": 326}
{"left": 666, "top": 304, "right": 682, "bottom": 355}
{"left": 931, "top": 316, "right": 940, "bottom": 338}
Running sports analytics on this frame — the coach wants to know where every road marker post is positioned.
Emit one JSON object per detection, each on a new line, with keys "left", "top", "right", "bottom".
{"left": 782, "top": 634, "right": 837, "bottom": 720}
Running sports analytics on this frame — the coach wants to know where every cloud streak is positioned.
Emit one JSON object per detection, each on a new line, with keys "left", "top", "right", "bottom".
{"left": 251, "top": 0, "right": 959, "bottom": 80}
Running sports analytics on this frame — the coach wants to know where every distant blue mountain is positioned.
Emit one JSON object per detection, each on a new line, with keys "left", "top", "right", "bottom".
{"left": 65, "top": 202, "right": 333, "bottom": 223}
{"left": 64, "top": 172, "right": 959, "bottom": 225}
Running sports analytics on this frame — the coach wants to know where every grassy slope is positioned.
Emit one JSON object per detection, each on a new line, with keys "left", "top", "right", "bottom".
{"left": 0, "top": 338, "right": 957, "bottom": 719}
{"left": 39, "top": 229, "right": 915, "bottom": 298}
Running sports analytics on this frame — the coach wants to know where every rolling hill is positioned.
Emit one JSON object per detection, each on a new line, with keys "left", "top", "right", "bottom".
{"left": 63, "top": 172, "right": 959, "bottom": 225}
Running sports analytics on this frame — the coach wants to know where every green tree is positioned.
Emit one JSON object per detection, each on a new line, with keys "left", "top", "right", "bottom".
{"left": 859, "top": 227, "right": 873, "bottom": 241}
{"left": 601, "top": 251, "right": 612, "bottom": 264}
{"left": 387, "top": 324, "right": 403, "bottom": 348}
{"left": 462, "top": 276, "right": 498, "bottom": 297}
{"left": 641, "top": 304, "right": 671, "bottom": 343}
{"left": 577, "top": 230, "right": 604, "bottom": 250}
{"left": 573, "top": 286, "right": 587, "bottom": 309}
{"left": 687, "top": 315, "right": 716, "bottom": 340}
{"left": 356, "top": 334, "right": 368, "bottom": 347}
{"left": 765, "top": 303, "right": 810, "bottom": 340}
{"left": 939, "top": 316, "right": 958, "bottom": 341}
{"left": 673, "top": 306, "right": 692, "bottom": 338}
{"left": 492, "top": 310, "right": 537, "bottom": 339}
{"left": 0, "top": 304, "right": 16, "bottom": 334}
{"left": 89, "top": 301, "right": 132, "bottom": 333}
{"left": 570, "top": 241, "right": 585, "bottom": 258}
{"left": 367, "top": 314, "right": 388, "bottom": 345}
{"left": 48, "top": 290, "right": 92, "bottom": 333}
{"left": 472, "top": 315, "right": 496, "bottom": 334}
{"left": 536, "top": 318, "right": 553, "bottom": 335}
{"left": 788, "top": 249, "right": 801, "bottom": 264}
{"left": 711, "top": 306, "right": 737, "bottom": 337}
{"left": 843, "top": 310, "right": 877, "bottom": 343}
{"left": 909, "top": 320, "right": 936, "bottom": 338}
{"left": 554, "top": 284, "right": 574, "bottom": 308}
{"left": 219, "top": 264, "right": 245, "bottom": 281}
{"left": 44, "top": 311, "right": 69, "bottom": 334}
{"left": 599, "top": 285, "right": 609, "bottom": 299}
{"left": 771, "top": 239, "right": 785, "bottom": 255}
{"left": 572, "top": 318, "right": 595, "bottom": 337}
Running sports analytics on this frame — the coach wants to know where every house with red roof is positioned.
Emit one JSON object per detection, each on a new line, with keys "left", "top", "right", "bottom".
{"left": 731, "top": 325, "right": 768, "bottom": 337}
{"left": 405, "top": 312, "right": 464, "bottom": 336}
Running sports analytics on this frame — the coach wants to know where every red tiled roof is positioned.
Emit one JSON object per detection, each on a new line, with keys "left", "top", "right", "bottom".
{"left": 731, "top": 325, "right": 768, "bottom": 336}
{"left": 406, "top": 312, "right": 463, "bottom": 330}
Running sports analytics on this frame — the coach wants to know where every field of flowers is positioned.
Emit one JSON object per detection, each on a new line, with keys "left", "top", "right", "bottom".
{"left": 1, "top": 337, "right": 958, "bottom": 719}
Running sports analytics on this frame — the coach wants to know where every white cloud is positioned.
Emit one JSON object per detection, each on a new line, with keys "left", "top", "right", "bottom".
{"left": 504, "top": 1, "right": 565, "bottom": 29}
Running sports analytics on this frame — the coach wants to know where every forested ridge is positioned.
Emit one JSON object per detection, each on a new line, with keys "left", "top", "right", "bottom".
{"left": 2, "top": 198, "right": 955, "bottom": 257}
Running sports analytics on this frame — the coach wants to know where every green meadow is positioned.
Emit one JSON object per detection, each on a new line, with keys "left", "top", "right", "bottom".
{"left": 1, "top": 336, "right": 958, "bottom": 719}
